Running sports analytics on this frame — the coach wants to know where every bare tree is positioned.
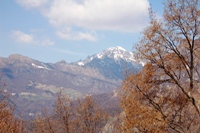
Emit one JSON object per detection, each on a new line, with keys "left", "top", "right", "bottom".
{"left": 121, "top": 0, "right": 200, "bottom": 132}
{"left": 33, "top": 92, "right": 73, "bottom": 133}
{"left": 74, "top": 96, "right": 109, "bottom": 133}
{"left": 33, "top": 93, "right": 109, "bottom": 133}
{"left": 0, "top": 80, "right": 24, "bottom": 132}
{"left": 54, "top": 92, "right": 74, "bottom": 133}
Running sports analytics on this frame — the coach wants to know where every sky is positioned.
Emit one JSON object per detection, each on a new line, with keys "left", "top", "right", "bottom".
{"left": 0, "top": 0, "right": 164, "bottom": 63}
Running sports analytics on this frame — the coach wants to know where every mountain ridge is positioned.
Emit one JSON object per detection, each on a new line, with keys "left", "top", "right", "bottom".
{"left": 0, "top": 46, "right": 142, "bottom": 119}
{"left": 75, "top": 46, "right": 140, "bottom": 66}
{"left": 73, "top": 46, "right": 143, "bottom": 80}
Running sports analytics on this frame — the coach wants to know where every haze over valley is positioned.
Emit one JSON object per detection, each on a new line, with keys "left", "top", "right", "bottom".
{"left": 0, "top": 46, "right": 142, "bottom": 119}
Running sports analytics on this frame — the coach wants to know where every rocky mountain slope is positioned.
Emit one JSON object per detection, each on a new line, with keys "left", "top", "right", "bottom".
{"left": 0, "top": 46, "right": 142, "bottom": 119}
{"left": 75, "top": 46, "right": 143, "bottom": 79}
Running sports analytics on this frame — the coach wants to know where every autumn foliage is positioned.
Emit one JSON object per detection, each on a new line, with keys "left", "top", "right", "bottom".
{"left": 1, "top": 0, "right": 200, "bottom": 132}
{"left": 120, "top": 0, "right": 200, "bottom": 132}
{"left": 0, "top": 84, "right": 109, "bottom": 133}
{"left": 31, "top": 93, "right": 109, "bottom": 133}
{"left": 0, "top": 83, "right": 24, "bottom": 132}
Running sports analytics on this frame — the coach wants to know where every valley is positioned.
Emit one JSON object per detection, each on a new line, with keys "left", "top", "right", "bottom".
{"left": 0, "top": 46, "right": 142, "bottom": 119}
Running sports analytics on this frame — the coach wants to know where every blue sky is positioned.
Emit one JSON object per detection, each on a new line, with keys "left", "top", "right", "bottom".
{"left": 0, "top": 0, "right": 164, "bottom": 63}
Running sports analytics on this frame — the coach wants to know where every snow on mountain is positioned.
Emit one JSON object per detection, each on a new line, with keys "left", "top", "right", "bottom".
{"left": 97, "top": 46, "right": 136, "bottom": 61}
{"left": 76, "top": 46, "right": 139, "bottom": 66}
{"left": 75, "top": 46, "right": 143, "bottom": 80}
{"left": 31, "top": 63, "right": 51, "bottom": 70}
{"left": 77, "top": 61, "right": 85, "bottom": 66}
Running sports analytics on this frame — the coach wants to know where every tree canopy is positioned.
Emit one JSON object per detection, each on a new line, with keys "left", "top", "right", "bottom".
{"left": 121, "top": 0, "right": 200, "bottom": 132}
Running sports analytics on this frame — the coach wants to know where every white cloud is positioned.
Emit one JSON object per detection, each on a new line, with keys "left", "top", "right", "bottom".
{"left": 44, "top": 0, "right": 150, "bottom": 32}
{"left": 17, "top": 0, "right": 150, "bottom": 32}
{"left": 56, "top": 27, "right": 97, "bottom": 41}
{"left": 16, "top": 0, "right": 150, "bottom": 41}
{"left": 16, "top": 0, "right": 48, "bottom": 8}
{"left": 12, "top": 30, "right": 54, "bottom": 46}
{"left": 12, "top": 30, "right": 34, "bottom": 44}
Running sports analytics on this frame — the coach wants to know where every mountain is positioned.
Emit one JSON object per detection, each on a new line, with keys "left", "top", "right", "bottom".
{"left": 75, "top": 46, "right": 143, "bottom": 80}
{"left": 0, "top": 46, "right": 142, "bottom": 119}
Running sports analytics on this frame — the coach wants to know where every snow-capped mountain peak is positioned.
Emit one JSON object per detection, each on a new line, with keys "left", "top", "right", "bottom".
{"left": 74, "top": 46, "right": 143, "bottom": 79}
{"left": 96, "top": 46, "right": 127, "bottom": 60}
{"left": 75, "top": 46, "right": 141, "bottom": 67}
